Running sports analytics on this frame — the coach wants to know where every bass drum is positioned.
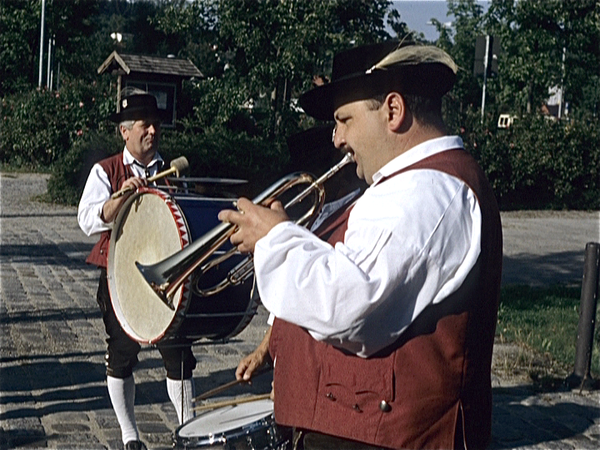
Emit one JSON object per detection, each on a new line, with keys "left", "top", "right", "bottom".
{"left": 108, "top": 187, "right": 256, "bottom": 344}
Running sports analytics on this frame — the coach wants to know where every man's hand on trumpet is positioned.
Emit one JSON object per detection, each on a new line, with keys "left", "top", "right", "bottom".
{"left": 218, "top": 197, "right": 289, "bottom": 253}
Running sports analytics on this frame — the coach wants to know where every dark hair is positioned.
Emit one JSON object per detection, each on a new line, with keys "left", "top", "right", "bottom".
{"left": 367, "top": 93, "right": 442, "bottom": 126}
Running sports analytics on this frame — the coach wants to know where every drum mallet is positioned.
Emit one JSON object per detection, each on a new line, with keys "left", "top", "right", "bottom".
{"left": 111, "top": 156, "right": 189, "bottom": 199}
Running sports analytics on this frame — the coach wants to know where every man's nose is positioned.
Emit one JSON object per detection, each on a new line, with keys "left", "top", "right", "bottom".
{"left": 147, "top": 122, "right": 160, "bottom": 134}
{"left": 332, "top": 126, "right": 345, "bottom": 149}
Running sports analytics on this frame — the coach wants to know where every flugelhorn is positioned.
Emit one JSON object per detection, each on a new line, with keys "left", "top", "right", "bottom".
{"left": 135, "top": 152, "right": 354, "bottom": 309}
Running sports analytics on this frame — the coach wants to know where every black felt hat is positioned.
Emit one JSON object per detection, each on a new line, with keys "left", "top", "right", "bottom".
{"left": 299, "top": 42, "right": 458, "bottom": 121}
{"left": 108, "top": 93, "right": 165, "bottom": 123}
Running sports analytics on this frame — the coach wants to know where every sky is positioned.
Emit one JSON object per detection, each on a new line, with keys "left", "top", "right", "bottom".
{"left": 391, "top": 0, "right": 491, "bottom": 41}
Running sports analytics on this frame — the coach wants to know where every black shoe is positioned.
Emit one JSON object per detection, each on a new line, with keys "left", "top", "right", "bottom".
{"left": 125, "top": 440, "right": 147, "bottom": 450}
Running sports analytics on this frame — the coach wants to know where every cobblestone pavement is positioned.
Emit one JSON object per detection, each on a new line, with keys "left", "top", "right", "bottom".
{"left": 1, "top": 172, "right": 599, "bottom": 450}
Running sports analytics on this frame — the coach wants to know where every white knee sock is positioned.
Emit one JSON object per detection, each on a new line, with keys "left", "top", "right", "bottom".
{"left": 166, "top": 377, "right": 195, "bottom": 424}
{"left": 107, "top": 375, "right": 139, "bottom": 444}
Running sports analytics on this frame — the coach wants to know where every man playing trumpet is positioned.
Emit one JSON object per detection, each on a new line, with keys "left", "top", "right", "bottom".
{"left": 78, "top": 89, "right": 196, "bottom": 450}
{"left": 222, "top": 42, "right": 502, "bottom": 450}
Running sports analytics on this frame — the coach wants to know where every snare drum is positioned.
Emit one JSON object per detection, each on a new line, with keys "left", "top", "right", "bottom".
{"left": 174, "top": 399, "right": 291, "bottom": 449}
{"left": 108, "top": 188, "right": 256, "bottom": 344}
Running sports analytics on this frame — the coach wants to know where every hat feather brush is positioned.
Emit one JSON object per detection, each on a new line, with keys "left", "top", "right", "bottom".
{"left": 367, "top": 45, "right": 458, "bottom": 74}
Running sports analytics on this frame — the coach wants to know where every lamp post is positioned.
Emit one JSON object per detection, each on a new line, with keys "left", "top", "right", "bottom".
{"left": 38, "top": 0, "right": 46, "bottom": 87}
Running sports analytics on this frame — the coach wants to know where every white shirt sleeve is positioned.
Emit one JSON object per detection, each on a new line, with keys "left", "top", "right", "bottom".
{"left": 77, "top": 163, "right": 113, "bottom": 236}
{"left": 254, "top": 169, "right": 482, "bottom": 357}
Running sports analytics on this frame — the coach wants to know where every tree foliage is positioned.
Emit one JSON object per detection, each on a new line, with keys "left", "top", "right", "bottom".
{"left": 212, "top": 0, "right": 395, "bottom": 138}
{"left": 0, "top": 0, "right": 40, "bottom": 95}
{"left": 0, "top": 0, "right": 598, "bottom": 210}
{"left": 484, "top": 0, "right": 600, "bottom": 117}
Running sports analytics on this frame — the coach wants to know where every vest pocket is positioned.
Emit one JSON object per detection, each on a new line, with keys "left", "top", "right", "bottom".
{"left": 319, "top": 345, "right": 394, "bottom": 413}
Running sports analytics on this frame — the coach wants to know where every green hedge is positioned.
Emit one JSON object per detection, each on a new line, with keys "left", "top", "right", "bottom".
{"left": 44, "top": 130, "right": 122, "bottom": 205}
{"left": 43, "top": 127, "right": 288, "bottom": 205}
{"left": 1, "top": 79, "right": 113, "bottom": 170}
{"left": 2, "top": 87, "right": 599, "bottom": 210}
{"left": 159, "top": 128, "right": 289, "bottom": 192}
{"left": 460, "top": 113, "right": 600, "bottom": 210}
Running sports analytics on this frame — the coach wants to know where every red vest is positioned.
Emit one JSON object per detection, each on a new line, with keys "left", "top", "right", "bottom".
{"left": 85, "top": 153, "right": 133, "bottom": 268}
{"left": 269, "top": 149, "right": 502, "bottom": 449}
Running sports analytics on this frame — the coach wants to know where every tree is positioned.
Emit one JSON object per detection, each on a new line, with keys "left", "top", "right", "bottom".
{"left": 199, "top": 0, "right": 396, "bottom": 139}
{"left": 0, "top": 0, "right": 40, "bottom": 95}
{"left": 47, "top": 0, "right": 110, "bottom": 85}
{"left": 149, "top": 0, "right": 220, "bottom": 75}
{"left": 424, "top": 0, "right": 486, "bottom": 128}
{"left": 446, "top": 0, "right": 486, "bottom": 115}
{"left": 486, "top": 0, "right": 600, "bottom": 117}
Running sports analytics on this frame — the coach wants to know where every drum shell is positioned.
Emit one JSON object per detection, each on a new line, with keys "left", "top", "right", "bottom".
{"left": 108, "top": 188, "right": 256, "bottom": 344}
{"left": 170, "top": 195, "right": 256, "bottom": 342}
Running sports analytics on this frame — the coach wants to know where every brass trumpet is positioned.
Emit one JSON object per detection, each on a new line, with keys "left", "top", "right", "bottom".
{"left": 136, "top": 152, "right": 354, "bottom": 309}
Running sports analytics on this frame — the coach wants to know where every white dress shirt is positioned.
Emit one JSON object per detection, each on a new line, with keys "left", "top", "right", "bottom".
{"left": 77, "top": 147, "right": 163, "bottom": 236}
{"left": 254, "top": 136, "right": 482, "bottom": 357}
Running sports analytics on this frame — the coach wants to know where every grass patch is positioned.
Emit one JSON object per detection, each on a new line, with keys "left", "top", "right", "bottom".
{"left": 496, "top": 285, "right": 599, "bottom": 386}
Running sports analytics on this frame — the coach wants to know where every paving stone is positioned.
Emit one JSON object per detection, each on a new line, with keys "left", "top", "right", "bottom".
{"left": 94, "top": 414, "right": 120, "bottom": 429}
{"left": 47, "top": 432, "right": 102, "bottom": 448}
{"left": 50, "top": 422, "right": 92, "bottom": 433}
{"left": 563, "top": 434, "right": 598, "bottom": 449}
{"left": 138, "top": 421, "right": 171, "bottom": 434}
{"left": 105, "top": 437, "right": 123, "bottom": 449}
{"left": 0, "top": 431, "right": 48, "bottom": 450}
{"left": 536, "top": 439, "right": 574, "bottom": 449}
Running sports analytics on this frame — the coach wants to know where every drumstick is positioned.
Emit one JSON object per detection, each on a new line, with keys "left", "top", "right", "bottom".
{"left": 192, "top": 366, "right": 272, "bottom": 402}
{"left": 193, "top": 394, "right": 272, "bottom": 412}
{"left": 111, "top": 156, "right": 189, "bottom": 199}
{"left": 193, "top": 378, "right": 244, "bottom": 402}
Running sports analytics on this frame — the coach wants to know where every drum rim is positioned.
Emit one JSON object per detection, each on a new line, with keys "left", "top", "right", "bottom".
{"left": 107, "top": 187, "right": 192, "bottom": 344}
{"left": 175, "top": 399, "right": 275, "bottom": 445}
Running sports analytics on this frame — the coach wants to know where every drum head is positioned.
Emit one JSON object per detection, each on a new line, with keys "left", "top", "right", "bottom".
{"left": 108, "top": 189, "right": 189, "bottom": 343}
{"left": 177, "top": 399, "right": 273, "bottom": 439}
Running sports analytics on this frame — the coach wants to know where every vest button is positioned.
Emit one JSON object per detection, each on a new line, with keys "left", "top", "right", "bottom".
{"left": 379, "top": 400, "right": 391, "bottom": 412}
{"left": 326, "top": 392, "right": 336, "bottom": 401}
{"left": 353, "top": 404, "right": 362, "bottom": 412}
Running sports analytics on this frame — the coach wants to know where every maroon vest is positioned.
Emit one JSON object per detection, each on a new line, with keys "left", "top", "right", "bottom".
{"left": 269, "top": 149, "right": 502, "bottom": 449}
{"left": 85, "top": 153, "right": 134, "bottom": 268}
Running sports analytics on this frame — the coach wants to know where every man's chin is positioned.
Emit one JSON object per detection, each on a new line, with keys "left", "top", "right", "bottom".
{"left": 355, "top": 166, "right": 364, "bottom": 180}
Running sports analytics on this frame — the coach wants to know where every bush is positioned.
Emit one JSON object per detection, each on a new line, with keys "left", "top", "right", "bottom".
{"left": 160, "top": 128, "right": 289, "bottom": 195}
{"left": 46, "top": 127, "right": 290, "bottom": 206}
{"left": 4, "top": 79, "right": 599, "bottom": 211}
{"left": 45, "top": 130, "right": 122, "bottom": 205}
{"left": 0, "top": 78, "right": 113, "bottom": 170}
{"left": 459, "top": 112, "right": 600, "bottom": 210}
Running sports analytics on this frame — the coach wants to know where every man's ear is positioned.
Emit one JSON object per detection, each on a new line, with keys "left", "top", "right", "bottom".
{"left": 119, "top": 125, "right": 128, "bottom": 141}
{"left": 385, "top": 92, "right": 406, "bottom": 132}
